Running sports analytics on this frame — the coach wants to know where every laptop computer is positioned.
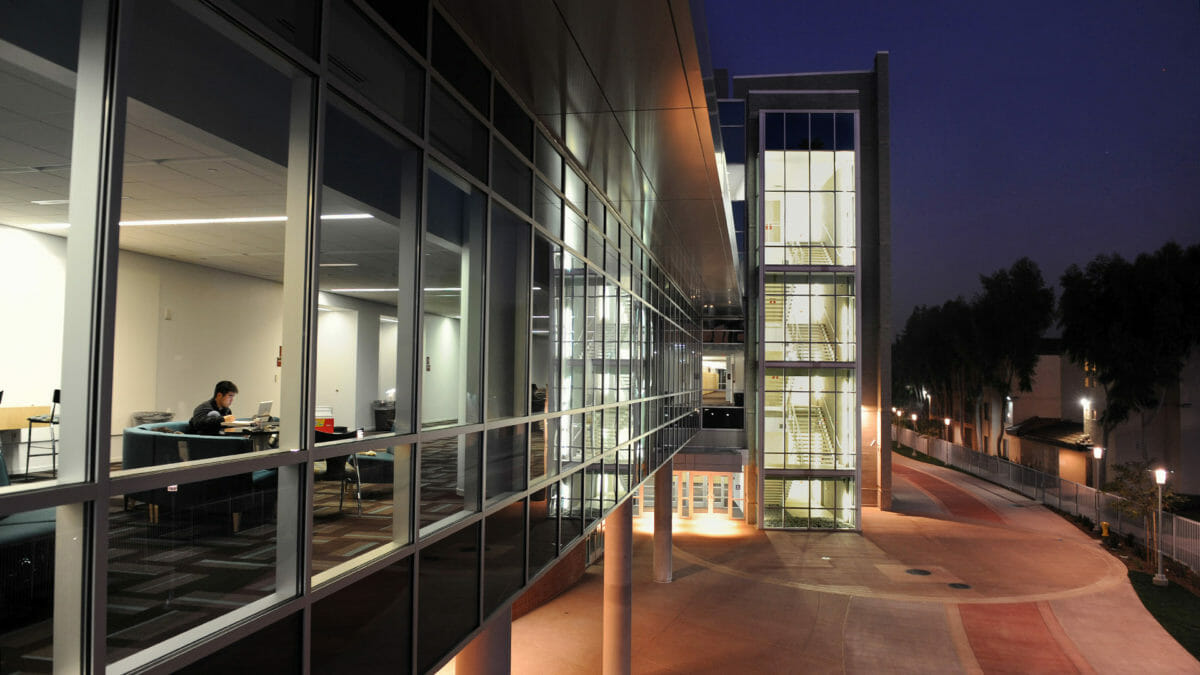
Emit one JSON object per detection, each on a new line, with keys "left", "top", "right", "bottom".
{"left": 253, "top": 400, "right": 273, "bottom": 423}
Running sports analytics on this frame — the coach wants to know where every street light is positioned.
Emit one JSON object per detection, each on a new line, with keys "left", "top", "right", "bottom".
{"left": 943, "top": 417, "right": 951, "bottom": 441}
{"left": 1091, "top": 446, "right": 1104, "bottom": 532}
{"left": 910, "top": 413, "right": 917, "bottom": 424}
{"left": 1153, "top": 468, "right": 1168, "bottom": 587}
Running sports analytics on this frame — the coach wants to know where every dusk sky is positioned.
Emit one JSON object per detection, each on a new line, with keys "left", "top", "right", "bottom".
{"left": 705, "top": 0, "right": 1200, "bottom": 330}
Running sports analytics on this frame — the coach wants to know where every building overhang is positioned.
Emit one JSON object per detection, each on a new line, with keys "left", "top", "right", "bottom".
{"left": 440, "top": 0, "right": 742, "bottom": 314}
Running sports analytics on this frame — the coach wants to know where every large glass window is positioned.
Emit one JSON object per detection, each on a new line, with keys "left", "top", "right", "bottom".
{"left": 762, "top": 477, "right": 856, "bottom": 530}
{"left": 762, "top": 112, "right": 856, "bottom": 266}
{"left": 419, "top": 433, "right": 480, "bottom": 532}
{"left": 763, "top": 273, "right": 855, "bottom": 363}
{"left": 483, "top": 500, "right": 525, "bottom": 615}
{"left": 486, "top": 203, "right": 530, "bottom": 420}
{"left": 329, "top": 0, "right": 423, "bottom": 134}
{"left": 422, "top": 163, "right": 484, "bottom": 429}
{"left": 312, "top": 443, "right": 413, "bottom": 583}
{"left": 485, "top": 424, "right": 526, "bottom": 502}
{"left": 108, "top": 469, "right": 280, "bottom": 663}
{"left": 318, "top": 96, "right": 420, "bottom": 438}
{"left": 561, "top": 252, "right": 587, "bottom": 411}
{"left": 417, "top": 523, "right": 480, "bottom": 672}
{"left": 531, "top": 235, "right": 561, "bottom": 414}
{"left": 762, "top": 368, "right": 856, "bottom": 470}
{"left": 311, "top": 558, "right": 411, "bottom": 672}
{"left": 0, "top": 2, "right": 79, "bottom": 490}
{"left": 111, "top": 1, "right": 296, "bottom": 477}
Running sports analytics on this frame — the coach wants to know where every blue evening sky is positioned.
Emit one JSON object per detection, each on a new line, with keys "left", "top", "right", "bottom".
{"left": 704, "top": 0, "right": 1200, "bottom": 329}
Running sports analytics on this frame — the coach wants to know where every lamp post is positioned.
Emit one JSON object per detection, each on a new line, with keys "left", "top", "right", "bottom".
{"left": 910, "top": 413, "right": 917, "bottom": 427}
{"left": 1153, "top": 468, "right": 1168, "bottom": 587}
{"left": 943, "top": 417, "right": 951, "bottom": 441}
{"left": 1091, "top": 446, "right": 1103, "bottom": 532}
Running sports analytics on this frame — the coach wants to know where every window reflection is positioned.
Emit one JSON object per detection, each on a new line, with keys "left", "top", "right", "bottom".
{"left": 108, "top": 471, "right": 279, "bottom": 663}
{"left": 485, "top": 424, "right": 527, "bottom": 502}
{"left": 422, "top": 164, "right": 484, "bottom": 429}
{"left": 312, "top": 443, "right": 413, "bottom": 581}
{"left": 486, "top": 204, "right": 530, "bottom": 420}
{"left": 419, "top": 433, "right": 480, "bottom": 532}
{"left": 418, "top": 523, "right": 480, "bottom": 672}
{"left": 318, "top": 97, "right": 419, "bottom": 438}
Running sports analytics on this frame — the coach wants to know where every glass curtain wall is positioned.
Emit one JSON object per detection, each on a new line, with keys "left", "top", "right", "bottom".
{"left": 760, "top": 109, "right": 859, "bottom": 531}
{"left": 0, "top": 2, "right": 702, "bottom": 672}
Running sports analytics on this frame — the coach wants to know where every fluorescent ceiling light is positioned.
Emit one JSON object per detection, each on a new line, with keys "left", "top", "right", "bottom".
{"left": 319, "top": 263, "right": 359, "bottom": 267}
{"left": 380, "top": 317, "right": 399, "bottom": 323}
{"left": 320, "top": 213, "right": 374, "bottom": 221}
{"left": 31, "top": 199, "right": 69, "bottom": 205}
{"left": 28, "top": 213, "right": 374, "bottom": 229}
{"left": 423, "top": 287, "right": 462, "bottom": 292}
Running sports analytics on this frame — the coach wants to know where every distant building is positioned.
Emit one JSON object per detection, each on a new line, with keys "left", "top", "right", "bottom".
{"left": 1082, "top": 353, "right": 1200, "bottom": 495}
{"left": 997, "top": 340, "right": 1200, "bottom": 495}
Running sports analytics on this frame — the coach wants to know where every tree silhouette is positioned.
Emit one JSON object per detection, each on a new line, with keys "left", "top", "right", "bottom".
{"left": 1059, "top": 243, "right": 1200, "bottom": 457}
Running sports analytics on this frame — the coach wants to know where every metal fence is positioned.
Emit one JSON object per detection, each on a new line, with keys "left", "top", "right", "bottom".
{"left": 892, "top": 426, "right": 1200, "bottom": 575}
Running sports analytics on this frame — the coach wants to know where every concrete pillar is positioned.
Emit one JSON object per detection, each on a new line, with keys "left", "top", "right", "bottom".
{"left": 455, "top": 606, "right": 512, "bottom": 675}
{"left": 653, "top": 461, "right": 673, "bottom": 583}
{"left": 603, "top": 499, "right": 633, "bottom": 675}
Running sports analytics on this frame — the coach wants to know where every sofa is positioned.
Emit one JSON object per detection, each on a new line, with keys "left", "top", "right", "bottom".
{"left": 121, "top": 422, "right": 272, "bottom": 530}
{"left": 0, "top": 454, "right": 54, "bottom": 631}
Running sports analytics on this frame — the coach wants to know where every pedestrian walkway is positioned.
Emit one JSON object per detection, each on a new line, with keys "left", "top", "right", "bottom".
{"left": 507, "top": 453, "right": 1200, "bottom": 673}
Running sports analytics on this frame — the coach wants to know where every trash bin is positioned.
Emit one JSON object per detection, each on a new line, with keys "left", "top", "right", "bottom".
{"left": 131, "top": 411, "right": 173, "bottom": 425}
{"left": 372, "top": 400, "right": 396, "bottom": 432}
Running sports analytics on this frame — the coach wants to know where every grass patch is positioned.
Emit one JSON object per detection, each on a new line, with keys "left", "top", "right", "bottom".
{"left": 1128, "top": 570, "right": 1200, "bottom": 660}
{"left": 891, "top": 442, "right": 949, "bottom": 468}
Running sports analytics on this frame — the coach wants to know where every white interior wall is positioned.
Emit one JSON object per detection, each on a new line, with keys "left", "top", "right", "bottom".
{"left": 0, "top": 225, "right": 65, "bottom": 406}
{"left": 111, "top": 255, "right": 161, "bottom": 429}
{"left": 143, "top": 253, "right": 284, "bottom": 429}
{"left": 316, "top": 308, "right": 358, "bottom": 429}
{"left": 422, "top": 314, "right": 461, "bottom": 424}
{"left": 378, "top": 319, "right": 398, "bottom": 401}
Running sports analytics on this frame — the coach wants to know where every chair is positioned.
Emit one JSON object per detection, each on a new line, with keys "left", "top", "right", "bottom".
{"left": 314, "top": 429, "right": 363, "bottom": 513}
{"left": 24, "top": 389, "right": 60, "bottom": 480}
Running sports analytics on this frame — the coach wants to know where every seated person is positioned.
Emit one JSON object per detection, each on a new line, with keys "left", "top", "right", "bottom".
{"left": 188, "top": 380, "right": 238, "bottom": 435}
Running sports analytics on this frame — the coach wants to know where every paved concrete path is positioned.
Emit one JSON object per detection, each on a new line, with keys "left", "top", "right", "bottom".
{"left": 506, "top": 453, "right": 1200, "bottom": 674}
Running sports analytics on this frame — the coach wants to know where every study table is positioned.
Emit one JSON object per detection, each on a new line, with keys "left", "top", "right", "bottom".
{"left": 0, "top": 406, "right": 51, "bottom": 477}
{"left": 221, "top": 423, "right": 278, "bottom": 452}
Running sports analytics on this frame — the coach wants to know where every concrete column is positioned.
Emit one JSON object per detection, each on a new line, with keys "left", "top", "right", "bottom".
{"left": 455, "top": 606, "right": 512, "bottom": 675}
{"left": 603, "top": 499, "right": 633, "bottom": 675}
{"left": 653, "top": 461, "right": 673, "bottom": 583}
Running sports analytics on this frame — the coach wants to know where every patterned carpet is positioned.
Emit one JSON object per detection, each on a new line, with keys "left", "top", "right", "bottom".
{"left": 0, "top": 439, "right": 534, "bottom": 670}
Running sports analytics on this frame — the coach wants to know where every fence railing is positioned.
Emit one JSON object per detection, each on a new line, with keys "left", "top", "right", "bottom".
{"left": 892, "top": 426, "right": 1199, "bottom": 575}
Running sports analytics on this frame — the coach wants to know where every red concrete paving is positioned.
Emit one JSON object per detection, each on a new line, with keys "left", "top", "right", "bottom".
{"left": 894, "top": 462, "right": 1005, "bottom": 523}
{"left": 959, "top": 602, "right": 1081, "bottom": 674}
{"left": 476, "top": 453, "right": 1200, "bottom": 674}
